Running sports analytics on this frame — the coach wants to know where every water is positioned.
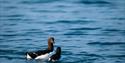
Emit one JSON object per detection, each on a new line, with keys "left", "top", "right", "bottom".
{"left": 0, "top": 0, "right": 125, "bottom": 63}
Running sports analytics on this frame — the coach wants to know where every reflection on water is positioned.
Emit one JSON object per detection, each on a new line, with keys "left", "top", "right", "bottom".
{"left": 0, "top": 0, "right": 125, "bottom": 63}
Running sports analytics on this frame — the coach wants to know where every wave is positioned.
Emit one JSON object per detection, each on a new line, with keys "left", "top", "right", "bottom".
{"left": 63, "top": 31, "right": 85, "bottom": 35}
{"left": 78, "top": 0, "right": 111, "bottom": 5}
{"left": 102, "top": 29, "right": 125, "bottom": 32}
{"left": 32, "top": 9, "right": 66, "bottom": 13}
{"left": 0, "top": 49, "right": 26, "bottom": 60}
{"left": 0, "top": 33, "right": 26, "bottom": 37}
{"left": 87, "top": 42, "right": 125, "bottom": 45}
{"left": 43, "top": 20, "right": 95, "bottom": 24}
{"left": 20, "top": 0, "right": 59, "bottom": 4}
{"left": 109, "top": 17, "right": 125, "bottom": 20}
{"left": 102, "top": 28, "right": 125, "bottom": 35}
{"left": 106, "top": 54, "right": 125, "bottom": 58}
{"left": 70, "top": 27, "right": 101, "bottom": 30}
{"left": 3, "top": 14, "right": 24, "bottom": 18}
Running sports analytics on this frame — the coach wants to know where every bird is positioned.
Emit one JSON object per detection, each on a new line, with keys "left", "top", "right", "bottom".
{"left": 26, "top": 37, "right": 55, "bottom": 60}
{"left": 48, "top": 47, "right": 61, "bottom": 62}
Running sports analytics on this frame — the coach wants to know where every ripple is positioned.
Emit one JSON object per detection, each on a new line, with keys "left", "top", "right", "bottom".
{"left": 4, "top": 14, "right": 24, "bottom": 17}
{"left": 0, "top": 33, "right": 26, "bottom": 37}
{"left": 70, "top": 27, "right": 101, "bottom": 30}
{"left": 102, "top": 28, "right": 125, "bottom": 32}
{"left": 4, "top": 6, "right": 17, "bottom": 10}
{"left": 0, "top": 49, "right": 17, "bottom": 54}
{"left": 20, "top": 0, "right": 59, "bottom": 4}
{"left": 32, "top": 9, "right": 66, "bottom": 13}
{"left": 106, "top": 55, "right": 125, "bottom": 58}
{"left": 6, "top": 18, "right": 23, "bottom": 21}
{"left": 62, "top": 51, "right": 73, "bottom": 55}
{"left": 63, "top": 31, "right": 85, "bottom": 35}
{"left": 109, "top": 17, "right": 125, "bottom": 20}
{"left": 23, "top": 29, "right": 41, "bottom": 31}
{"left": 87, "top": 42, "right": 125, "bottom": 45}
{"left": 84, "top": 53, "right": 103, "bottom": 58}
{"left": 0, "top": 55, "right": 24, "bottom": 60}
{"left": 0, "top": 0, "right": 9, "bottom": 3}
{"left": 43, "top": 20, "right": 94, "bottom": 24}
{"left": 0, "top": 45, "right": 11, "bottom": 48}
{"left": 78, "top": 0, "right": 111, "bottom": 5}
{"left": 101, "top": 28, "right": 125, "bottom": 36}
{"left": 44, "top": 30, "right": 59, "bottom": 33}
{"left": 2, "top": 23, "right": 17, "bottom": 26}
{"left": 0, "top": 48, "right": 26, "bottom": 60}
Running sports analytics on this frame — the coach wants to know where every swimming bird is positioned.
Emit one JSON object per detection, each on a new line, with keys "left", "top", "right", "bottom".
{"left": 48, "top": 47, "right": 61, "bottom": 62}
{"left": 26, "top": 37, "right": 55, "bottom": 60}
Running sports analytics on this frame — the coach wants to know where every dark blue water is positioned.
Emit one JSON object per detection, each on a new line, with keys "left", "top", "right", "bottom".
{"left": 0, "top": 0, "right": 125, "bottom": 63}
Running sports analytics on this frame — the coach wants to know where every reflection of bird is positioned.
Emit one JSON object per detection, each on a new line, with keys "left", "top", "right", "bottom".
{"left": 49, "top": 47, "right": 61, "bottom": 62}
{"left": 26, "top": 37, "right": 55, "bottom": 60}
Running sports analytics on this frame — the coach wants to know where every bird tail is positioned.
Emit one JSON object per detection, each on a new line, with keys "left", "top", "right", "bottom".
{"left": 26, "top": 52, "right": 32, "bottom": 60}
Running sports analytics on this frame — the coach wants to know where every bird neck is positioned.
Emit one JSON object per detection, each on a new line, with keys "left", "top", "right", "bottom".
{"left": 48, "top": 42, "right": 54, "bottom": 52}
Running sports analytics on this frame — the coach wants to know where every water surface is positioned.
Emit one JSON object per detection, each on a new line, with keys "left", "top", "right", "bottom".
{"left": 0, "top": 0, "right": 125, "bottom": 63}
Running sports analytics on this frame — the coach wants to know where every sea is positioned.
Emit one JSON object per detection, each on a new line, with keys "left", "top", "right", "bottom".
{"left": 0, "top": 0, "right": 125, "bottom": 63}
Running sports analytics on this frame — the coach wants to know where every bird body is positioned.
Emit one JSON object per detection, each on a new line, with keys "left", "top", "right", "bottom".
{"left": 26, "top": 37, "right": 55, "bottom": 60}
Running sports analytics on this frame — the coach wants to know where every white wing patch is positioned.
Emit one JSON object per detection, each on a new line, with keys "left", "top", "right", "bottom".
{"left": 48, "top": 58, "right": 51, "bottom": 61}
{"left": 26, "top": 53, "right": 32, "bottom": 59}
{"left": 35, "top": 53, "right": 49, "bottom": 60}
